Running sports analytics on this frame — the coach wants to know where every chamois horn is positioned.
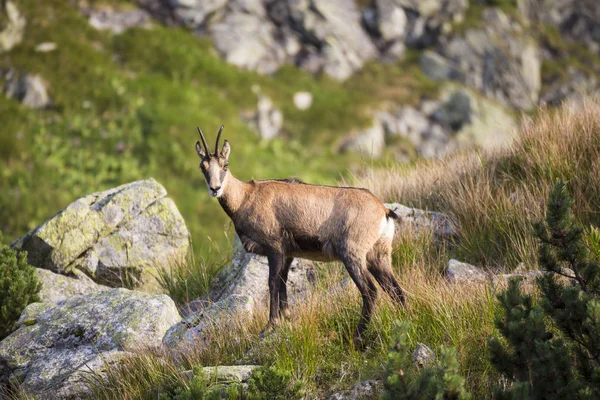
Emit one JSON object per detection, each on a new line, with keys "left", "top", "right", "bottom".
{"left": 215, "top": 125, "right": 224, "bottom": 155}
{"left": 197, "top": 127, "right": 210, "bottom": 156}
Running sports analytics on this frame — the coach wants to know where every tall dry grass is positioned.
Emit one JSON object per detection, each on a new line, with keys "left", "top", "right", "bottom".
{"left": 87, "top": 98, "right": 600, "bottom": 399}
{"left": 90, "top": 230, "right": 498, "bottom": 399}
{"left": 355, "top": 97, "right": 600, "bottom": 269}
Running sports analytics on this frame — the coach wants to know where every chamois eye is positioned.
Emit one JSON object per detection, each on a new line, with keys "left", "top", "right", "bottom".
{"left": 224, "top": 163, "right": 229, "bottom": 171}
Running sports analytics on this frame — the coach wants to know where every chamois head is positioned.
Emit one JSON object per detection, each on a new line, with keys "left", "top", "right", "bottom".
{"left": 195, "top": 125, "right": 231, "bottom": 198}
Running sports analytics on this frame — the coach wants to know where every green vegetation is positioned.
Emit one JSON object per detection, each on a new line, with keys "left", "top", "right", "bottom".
{"left": 0, "top": 0, "right": 438, "bottom": 274}
{"left": 158, "top": 367, "right": 242, "bottom": 400}
{"left": 392, "top": 181, "right": 600, "bottom": 399}
{"left": 356, "top": 98, "right": 600, "bottom": 269}
{"left": 490, "top": 181, "right": 600, "bottom": 398}
{"left": 0, "top": 234, "right": 40, "bottom": 340}
{"left": 157, "top": 255, "right": 224, "bottom": 305}
{"left": 384, "top": 322, "right": 471, "bottom": 400}
{"left": 247, "top": 365, "right": 304, "bottom": 400}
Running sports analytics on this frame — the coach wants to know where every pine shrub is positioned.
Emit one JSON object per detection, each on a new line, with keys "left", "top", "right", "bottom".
{"left": 0, "top": 235, "right": 41, "bottom": 340}
{"left": 490, "top": 181, "right": 600, "bottom": 398}
{"left": 383, "top": 322, "right": 471, "bottom": 400}
{"left": 247, "top": 365, "right": 303, "bottom": 400}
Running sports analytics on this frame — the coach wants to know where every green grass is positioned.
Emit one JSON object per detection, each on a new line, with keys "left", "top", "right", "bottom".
{"left": 0, "top": 0, "right": 440, "bottom": 270}
{"left": 90, "top": 229, "right": 498, "bottom": 399}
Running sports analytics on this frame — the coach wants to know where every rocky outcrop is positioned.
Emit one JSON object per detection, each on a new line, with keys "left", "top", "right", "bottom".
{"left": 182, "top": 365, "right": 259, "bottom": 383}
{"left": 328, "top": 379, "right": 383, "bottom": 400}
{"left": 413, "top": 343, "right": 436, "bottom": 368}
{"left": 0, "top": 289, "right": 181, "bottom": 398}
{"left": 385, "top": 203, "right": 457, "bottom": 242}
{"left": 445, "top": 259, "right": 487, "bottom": 283}
{"left": 36, "top": 268, "right": 110, "bottom": 303}
{"left": 164, "top": 294, "right": 254, "bottom": 348}
{"left": 355, "top": 84, "right": 515, "bottom": 160}
{"left": 84, "top": 7, "right": 151, "bottom": 34}
{"left": 167, "top": 234, "right": 314, "bottom": 349}
{"left": 339, "top": 117, "right": 386, "bottom": 158}
{"left": 426, "top": 9, "right": 541, "bottom": 111}
{"left": 4, "top": 72, "right": 51, "bottom": 109}
{"left": 0, "top": 1, "right": 25, "bottom": 53}
{"left": 12, "top": 179, "right": 190, "bottom": 292}
{"left": 521, "top": 0, "right": 600, "bottom": 55}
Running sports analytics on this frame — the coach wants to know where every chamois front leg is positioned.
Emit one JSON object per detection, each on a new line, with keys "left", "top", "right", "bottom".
{"left": 263, "top": 248, "right": 286, "bottom": 333}
{"left": 279, "top": 257, "right": 294, "bottom": 319}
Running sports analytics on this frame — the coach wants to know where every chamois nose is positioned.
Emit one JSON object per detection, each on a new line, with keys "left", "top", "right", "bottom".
{"left": 211, "top": 186, "right": 221, "bottom": 192}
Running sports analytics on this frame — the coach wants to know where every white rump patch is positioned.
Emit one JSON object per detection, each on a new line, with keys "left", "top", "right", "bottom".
{"left": 379, "top": 216, "right": 395, "bottom": 240}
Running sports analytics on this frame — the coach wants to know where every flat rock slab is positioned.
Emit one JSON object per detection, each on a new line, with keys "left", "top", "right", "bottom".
{"left": 0, "top": 288, "right": 181, "bottom": 398}
{"left": 182, "top": 365, "right": 260, "bottom": 383}
{"left": 12, "top": 179, "right": 190, "bottom": 291}
{"left": 164, "top": 294, "right": 254, "bottom": 349}
{"left": 385, "top": 203, "right": 457, "bottom": 241}
{"left": 446, "top": 259, "right": 488, "bottom": 283}
{"left": 35, "top": 268, "right": 109, "bottom": 303}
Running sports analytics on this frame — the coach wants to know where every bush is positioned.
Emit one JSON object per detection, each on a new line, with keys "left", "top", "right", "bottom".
{"left": 160, "top": 367, "right": 241, "bottom": 400}
{"left": 0, "top": 235, "right": 41, "bottom": 340}
{"left": 247, "top": 365, "right": 303, "bottom": 400}
{"left": 489, "top": 181, "right": 600, "bottom": 398}
{"left": 383, "top": 322, "right": 471, "bottom": 400}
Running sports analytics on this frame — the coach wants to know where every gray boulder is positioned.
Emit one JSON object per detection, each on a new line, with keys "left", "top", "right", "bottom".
{"left": 12, "top": 179, "right": 190, "bottom": 292}
{"left": 339, "top": 117, "right": 386, "bottom": 158}
{"left": 0, "top": 289, "right": 181, "bottom": 399}
{"left": 86, "top": 8, "right": 151, "bottom": 34}
{"left": 436, "top": 8, "right": 541, "bottom": 111}
{"left": 520, "top": 0, "right": 600, "bottom": 55}
{"left": 402, "top": 0, "right": 469, "bottom": 48}
{"left": 167, "top": 234, "right": 315, "bottom": 348}
{"left": 211, "top": 11, "right": 284, "bottom": 75}
{"left": 169, "top": 0, "right": 228, "bottom": 29}
{"left": 4, "top": 73, "right": 51, "bottom": 109}
{"left": 376, "top": 0, "right": 408, "bottom": 42}
{"left": 210, "top": 235, "right": 315, "bottom": 307}
{"left": 36, "top": 268, "right": 110, "bottom": 303}
{"left": 413, "top": 343, "right": 436, "bottom": 368}
{"left": 182, "top": 365, "right": 259, "bottom": 383}
{"left": 385, "top": 203, "right": 457, "bottom": 242}
{"left": 0, "top": 1, "right": 25, "bottom": 53}
{"left": 420, "top": 50, "right": 463, "bottom": 82}
{"left": 378, "top": 106, "right": 449, "bottom": 158}
{"left": 446, "top": 259, "right": 488, "bottom": 283}
{"left": 328, "top": 379, "right": 382, "bottom": 400}
{"left": 164, "top": 294, "right": 254, "bottom": 348}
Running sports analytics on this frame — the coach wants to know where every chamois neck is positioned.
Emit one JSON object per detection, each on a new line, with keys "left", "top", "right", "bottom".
{"left": 218, "top": 171, "right": 248, "bottom": 218}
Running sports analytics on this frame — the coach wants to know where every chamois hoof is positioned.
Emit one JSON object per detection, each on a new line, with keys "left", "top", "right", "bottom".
{"left": 259, "top": 320, "right": 279, "bottom": 340}
{"left": 353, "top": 332, "right": 368, "bottom": 350}
{"left": 279, "top": 307, "right": 291, "bottom": 320}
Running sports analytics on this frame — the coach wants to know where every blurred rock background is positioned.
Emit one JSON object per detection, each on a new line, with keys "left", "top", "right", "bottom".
{"left": 1, "top": 0, "right": 598, "bottom": 260}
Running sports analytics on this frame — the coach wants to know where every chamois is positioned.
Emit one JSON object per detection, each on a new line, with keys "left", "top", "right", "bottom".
{"left": 195, "top": 125, "right": 405, "bottom": 343}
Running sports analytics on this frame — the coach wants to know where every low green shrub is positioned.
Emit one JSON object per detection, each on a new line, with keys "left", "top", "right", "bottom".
{"left": 388, "top": 182, "right": 600, "bottom": 398}
{"left": 159, "top": 367, "right": 241, "bottom": 400}
{"left": 0, "top": 235, "right": 41, "bottom": 340}
{"left": 247, "top": 365, "right": 304, "bottom": 400}
{"left": 383, "top": 322, "right": 471, "bottom": 400}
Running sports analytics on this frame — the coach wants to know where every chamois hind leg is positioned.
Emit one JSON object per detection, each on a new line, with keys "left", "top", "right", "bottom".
{"left": 263, "top": 249, "right": 286, "bottom": 333}
{"left": 340, "top": 252, "right": 378, "bottom": 346}
{"left": 278, "top": 257, "right": 293, "bottom": 319}
{"left": 367, "top": 242, "right": 406, "bottom": 306}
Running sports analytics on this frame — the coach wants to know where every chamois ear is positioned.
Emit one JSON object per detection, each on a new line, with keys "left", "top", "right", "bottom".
{"left": 195, "top": 141, "right": 206, "bottom": 158}
{"left": 221, "top": 140, "right": 231, "bottom": 160}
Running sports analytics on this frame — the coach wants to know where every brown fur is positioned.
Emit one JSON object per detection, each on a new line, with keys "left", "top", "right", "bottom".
{"left": 196, "top": 134, "right": 405, "bottom": 343}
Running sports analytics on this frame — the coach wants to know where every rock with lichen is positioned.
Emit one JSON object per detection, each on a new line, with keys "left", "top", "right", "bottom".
{"left": 0, "top": 288, "right": 181, "bottom": 399}
{"left": 12, "top": 179, "right": 190, "bottom": 292}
